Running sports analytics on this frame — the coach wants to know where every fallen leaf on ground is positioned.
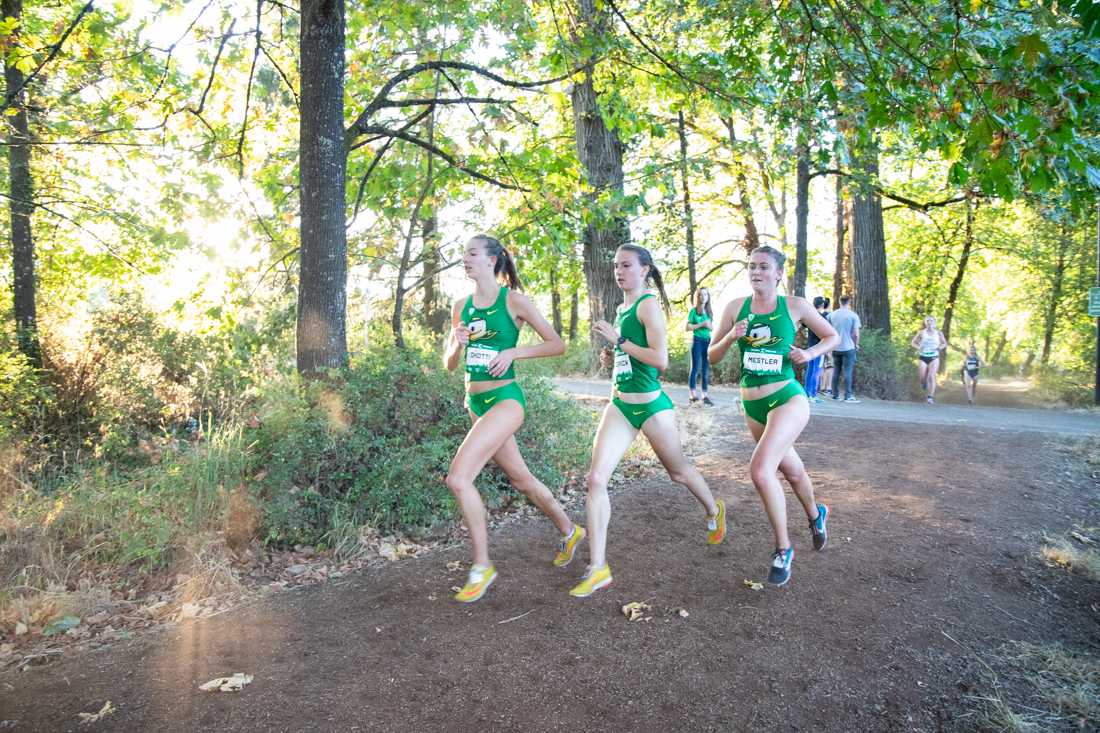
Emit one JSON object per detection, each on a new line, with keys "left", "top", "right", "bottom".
{"left": 199, "top": 673, "right": 253, "bottom": 692}
{"left": 743, "top": 580, "right": 764, "bottom": 591}
{"left": 77, "top": 701, "right": 115, "bottom": 725}
{"left": 1070, "top": 530, "right": 1097, "bottom": 546}
{"left": 678, "top": 608, "right": 690, "bottom": 618}
{"left": 446, "top": 561, "right": 462, "bottom": 572}
{"left": 13, "top": 623, "right": 26, "bottom": 636}
{"left": 621, "top": 601, "right": 652, "bottom": 621}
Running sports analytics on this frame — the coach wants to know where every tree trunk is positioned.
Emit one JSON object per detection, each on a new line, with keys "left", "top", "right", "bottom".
{"left": 850, "top": 144, "right": 891, "bottom": 334}
{"left": 792, "top": 138, "right": 810, "bottom": 297}
{"left": 1040, "top": 225, "right": 1068, "bottom": 365}
{"left": 941, "top": 196, "right": 974, "bottom": 351}
{"left": 832, "top": 174, "right": 848, "bottom": 306}
{"left": 4, "top": 0, "right": 39, "bottom": 368}
{"left": 724, "top": 118, "right": 760, "bottom": 255}
{"left": 549, "top": 267, "right": 563, "bottom": 335}
{"left": 420, "top": 215, "right": 447, "bottom": 335}
{"left": 677, "top": 110, "right": 697, "bottom": 293}
{"left": 297, "top": 0, "right": 347, "bottom": 374}
{"left": 992, "top": 330, "right": 1008, "bottom": 365}
{"left": 571, "top": 0, "right": 628, "bottom": 350}
{"left": 568, "top": 290, "right": 579, "bottom": 342}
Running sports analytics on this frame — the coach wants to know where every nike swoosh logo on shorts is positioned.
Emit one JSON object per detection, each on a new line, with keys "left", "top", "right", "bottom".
{"left": 487, "top": 309, "right": 497, "bottom": 315}
{"left": 632, "top": 410, "right": 644, "bottom": 415}
{"left": 768, "top": 400, "right": 778, "bottom": 408}
{"left": 485, "top": 397, "right": 496, "bottom": 403}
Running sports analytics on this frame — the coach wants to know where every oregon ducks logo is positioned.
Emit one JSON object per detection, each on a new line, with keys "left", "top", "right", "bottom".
{"left": 746, "top": 322, "right": 782, "bottom": 348}
{"left": 469, "top": 329, "right": 498, "bottom": 343}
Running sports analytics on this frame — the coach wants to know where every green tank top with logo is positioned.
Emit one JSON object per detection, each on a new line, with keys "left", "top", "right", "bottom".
{"left": 463, "top": 286, "right": 519, "bottom": 382}
{"left": 736, "top": 295, "right": 797, "bottom": 388}
{"left": 613, "top": 293, "right": 661, "bottom": 393}
{"left": 688, "top": 308, "right": 712, "bottom": 339}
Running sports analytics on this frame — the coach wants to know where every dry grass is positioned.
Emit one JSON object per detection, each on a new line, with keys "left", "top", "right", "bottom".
{"left": 225, "top": 484, "right": 261, "bottom": 551}
{"left": 972, "top": 641, "right": 1100, "bottom": 732}
{"left": 1039, "top": 530, "right": 1100, "bottom": 582}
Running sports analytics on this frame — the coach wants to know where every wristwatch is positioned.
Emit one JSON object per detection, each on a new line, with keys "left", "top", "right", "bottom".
{"left": 616, "top": 335, "right": 627, "bottom": 346}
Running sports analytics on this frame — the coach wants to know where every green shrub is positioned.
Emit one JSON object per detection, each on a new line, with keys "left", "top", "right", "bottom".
{"left": 851, "top": 329, "right": 907, "bottom": 400}
{"left": 253, "top": 347, "right": 593, "bottom": 545}
{"left": 1033, "top": 364, "right": 1096, "bottom": 408}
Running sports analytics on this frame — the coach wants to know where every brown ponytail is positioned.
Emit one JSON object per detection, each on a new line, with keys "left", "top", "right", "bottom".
{"left": 618, "top": 244, "right": 670, "bottom": 313}
{"left": 472, "top": 234, "right": 522, "bottom": 291}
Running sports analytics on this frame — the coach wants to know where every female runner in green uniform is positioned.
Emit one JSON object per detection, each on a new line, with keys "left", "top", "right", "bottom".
{"left": 443, "top": 234, "right": 585, "bottom": 603}
{"left": 708, "top": 246, "right": 839, "bottom": 586}
{"left": 570, "top": 244, "right": 725, "bottom": 598}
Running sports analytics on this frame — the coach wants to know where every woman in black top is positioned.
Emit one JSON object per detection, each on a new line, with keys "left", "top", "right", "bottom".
{"left": 961, "top": 342, "right": 982, "bottom": 404}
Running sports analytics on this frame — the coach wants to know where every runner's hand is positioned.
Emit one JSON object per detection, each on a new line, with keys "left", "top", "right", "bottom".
{"left": 788, "top": 347, "right": 811, "bottom": 365}
{"left": 487, "top": 348, "right": 516, "bottom": 377}
{"left": 731, "top": 319, "right": 749, "bottom": 339}
{"left": 592, "top": 320, "right": 618, "bottom": 344}
{"left": 599, "top": 347, "right": 613, "bottom": 369}
{"left": 452, "top": 325, "right": 471, "bottom": 346}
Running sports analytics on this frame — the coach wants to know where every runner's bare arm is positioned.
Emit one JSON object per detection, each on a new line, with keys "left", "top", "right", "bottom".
{"left": 608, "top": 296, "right": 668, "bottom": 371}
{"left": 788, "top": 297, "right": 839, "bottom": 365}
{"left": 443, "top": 299, "right": 469, "bottom": 372}
{"left": 485, "top": 292, "right": 565, "bottom": 377}
{"left": 708, "top": 298, "right": 746, "bottom": 364}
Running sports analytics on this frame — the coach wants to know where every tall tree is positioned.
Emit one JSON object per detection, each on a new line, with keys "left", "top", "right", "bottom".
{"left": 850, "top": 144, "right": 890, "bottom": 333}
{"left": 4, "top": 0, "right": 38, "bottom": 367}
{"left": 677, "top": 110, "right": 697, "bottom": 294}
{"left": 792, "top": 136, "right": 810, "bottom": 297}
{"left": 297, "top": 0, "right": 348, "bottom": 374}
{"left": 571, "top": 0, "right": 628, "bottom": 345}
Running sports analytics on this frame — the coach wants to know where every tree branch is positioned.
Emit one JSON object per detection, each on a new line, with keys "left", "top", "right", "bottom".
{"left": 356, "top": 124, "right": 529, "bottom": 191}
{"left": 0, "top": 1, "right": 95, "bottom": 115}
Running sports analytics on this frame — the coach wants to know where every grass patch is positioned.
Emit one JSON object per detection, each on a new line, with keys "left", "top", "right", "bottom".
{"left": 973, "top": 642, "right": 1100, "bottom": 732}
{"left": 1039, "top": 529, "right": 1100, "bottom": 582}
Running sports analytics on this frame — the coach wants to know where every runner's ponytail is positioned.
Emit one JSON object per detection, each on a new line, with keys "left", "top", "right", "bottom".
{"left": 473, "top": 234, "right": 523, "bottom": 291}
{"left": 618, "top": 244, "right": 670, "bottom": 314}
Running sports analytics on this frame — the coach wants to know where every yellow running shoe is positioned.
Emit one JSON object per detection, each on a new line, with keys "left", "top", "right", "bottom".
{"left": 553, "top": 525, "right": 586, "bottom": 567}
{"left": 707, "top": 499, "right": 727, "bottom": 545}
{"left": 454, "top": 564, "right": 497, "bottom": 603}
{"left": 569, "top": 563, "right": 612, "bottom": 597}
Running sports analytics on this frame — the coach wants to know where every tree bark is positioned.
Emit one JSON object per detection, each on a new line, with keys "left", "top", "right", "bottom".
{"left": 992, "top": 330, "right": 1008, "bottom": 365}
{"left": 571, "top": 0, "right": 628, "bottom": 350}
{"left": 4, "top": 0, "right": 39, "bottom": 367}
{"left": 832, "top": 174, "right": 848, "bottom": 305}
{"left": 1040, "top": 224, "right": 1068, "bottom": 364}
{"left": 723, "top": 118, "right": 760, "bottom": 255}
{"left": 420, "top": 216, "right": 447, "bottom": 335}
{"left": 297, "top": 0, "right": 348, "bottom": 374}
{"left": 677, "top": 110, "right": 696, "bottom": 293}
{"left": 549, "top": 267, "right": 563, "bottom": 335}
{"left": 568, "top": 290, "right": 579, "bottom": 342}
{"left": 793, "top": 138, "right": 810, "bottom": 297}
{"left": 941, "top": 195, "right": 974, "bottom": 351}
{"left": 850, "top": 144, "right": 891, "bottom": 334}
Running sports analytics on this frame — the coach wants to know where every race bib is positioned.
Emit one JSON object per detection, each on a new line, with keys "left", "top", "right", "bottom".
{"left": 613, "top": 350, "right": 633, "bottom": 382}
{"left": 466, "top": 345, "right": 497, "bottom": 372}
{"left": 743, "top": 351, "right": 782, "bottom": 374}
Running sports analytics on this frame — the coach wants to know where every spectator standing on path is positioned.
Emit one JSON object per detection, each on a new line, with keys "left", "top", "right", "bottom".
{"left": 802, "top": 296, "right": 828, "bottom": 403}
{"left": 828, "top": 296, "right": 861, "bottom": 403}
{"left": 686, "top": 287, "right": 714, "bottom": 406}
{"left": 817, "top": 297, "right": 834, "bottom": 397}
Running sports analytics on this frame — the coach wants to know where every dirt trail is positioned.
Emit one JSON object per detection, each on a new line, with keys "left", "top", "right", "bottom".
{"left": 2, "top": 406, "right": 1098, "bottom": 732}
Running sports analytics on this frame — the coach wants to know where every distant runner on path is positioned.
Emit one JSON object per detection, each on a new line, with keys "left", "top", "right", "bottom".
{"left": 910, "top": 316, "right": 948, "bottom": 404}
{"left": 442, "top": 234, "right": 584, "bottom": 603}
{"left": 960, "top": 342, "right": 983, "bottom": 404}
{"left": 570, "top": 245, "right": 726, "bottom": 598}
{"left": 709, "top": 246, "right": 838, "bottom": 586}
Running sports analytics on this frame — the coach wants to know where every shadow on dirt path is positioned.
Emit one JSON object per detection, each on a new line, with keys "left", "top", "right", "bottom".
{"left": 2, "top": 406, "right": 1098, "bottom": 732}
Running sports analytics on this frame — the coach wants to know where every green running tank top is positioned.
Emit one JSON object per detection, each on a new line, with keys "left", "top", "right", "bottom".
{"left": 463, "top": 286, "right": 519, "bottom": 382}
{"left": 613, "top": 293, "right": 661, "bottom": 393}
{"left": 736, "top": 295, "right": 797, "bottom": 388}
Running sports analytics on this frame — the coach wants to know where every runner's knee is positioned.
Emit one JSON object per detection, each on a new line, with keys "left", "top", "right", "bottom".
{"left": 586, "top": 469, "right": 609, "bottom": 494}
{"left": 444, "top": 471, "right": 475, "bottom": 497}
{"left": 666, "top": 465, "right": 693, "bottom": 486}
{"left": 749, "top": 456, "right": 779, "bottom": 488}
